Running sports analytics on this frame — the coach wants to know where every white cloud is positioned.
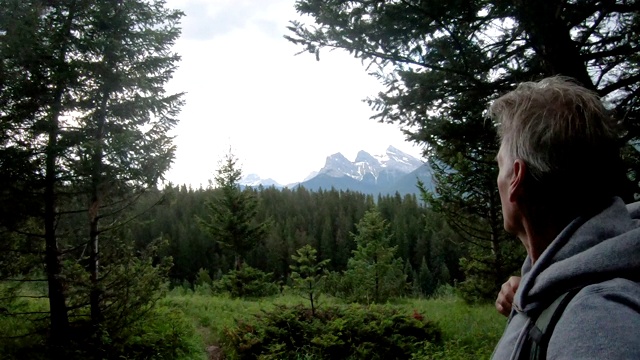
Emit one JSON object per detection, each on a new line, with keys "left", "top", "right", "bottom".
{"left": 163, "top": 0, "right": 423, "bottom": 187}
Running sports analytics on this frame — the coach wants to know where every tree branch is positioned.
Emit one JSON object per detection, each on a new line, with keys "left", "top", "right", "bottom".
{"left": 598, "top": 73, "right": 640, "bottom": 96}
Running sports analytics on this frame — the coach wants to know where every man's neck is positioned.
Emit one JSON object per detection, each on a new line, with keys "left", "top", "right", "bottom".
{"left": 519, "top": 218, "right": 564, "bottom": 265}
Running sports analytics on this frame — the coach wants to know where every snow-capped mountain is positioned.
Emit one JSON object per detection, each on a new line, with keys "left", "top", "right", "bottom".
{"left": 299, "top": 146, "right": 431, "bottom": 195}
{"left": 375, "top": 145, "right": 425, "bottom": 174}
{"left": 316, "top": 146, "right": 423, "bottom": 183}
{"left": 239, "top": 174, "right": 282, "bottom": 188}
{"left": 237, "top": 146, "right": 432, "bottom": 195}
{"left": 320, "top": 152, "right": 358, "bottom": 178}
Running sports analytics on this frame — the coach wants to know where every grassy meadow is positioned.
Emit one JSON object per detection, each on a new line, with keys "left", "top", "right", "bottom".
{"left": 0, "top": 285, "right": 505, "bottom": 359}
{"left": 160, "top": 287, "right": 506, "bottom": 359}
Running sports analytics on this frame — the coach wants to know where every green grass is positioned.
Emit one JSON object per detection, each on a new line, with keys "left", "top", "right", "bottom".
{"left": 0, "top": 283, "right": 209, "bottom": 360}
{"left": 160, "top": 288, "right": 343, "bottom": 346}
{"left": 399, "top": 295, "right": 505, "bottom": 358}
{"left": 162, "top": 289, "right": 506, "bottom": 359}
{"left": 1, "top": 284, "right": 506, "bottom": 359}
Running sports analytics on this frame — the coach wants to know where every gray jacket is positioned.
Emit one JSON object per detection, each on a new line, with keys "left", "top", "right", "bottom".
{"left": 492, "top": 197, "right": 640, "bottom": 360}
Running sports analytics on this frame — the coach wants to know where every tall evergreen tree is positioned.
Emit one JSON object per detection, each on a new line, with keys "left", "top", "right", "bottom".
{"left": 345, "top": 208, "right": 405, "bottom": 303}
{"left": 417, "top": 257, "right": 436, "bottom": 298}
{"left": 0, "top": 0, "right": 183, "bottom": 352}
{"left": 71, "top": 0, "right": 183, "bottom": 329}
{"left": 198, "top": 151, "right": 269, "bottom": 271}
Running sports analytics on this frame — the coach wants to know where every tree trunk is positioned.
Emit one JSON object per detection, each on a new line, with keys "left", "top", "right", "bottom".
{"left": 89, "top": 202, "right": 101, "bottom": 325}
{"left": 44, "top": 136, "right": 70, "bottom": 345}
{"left": 44, "top": 75, "right": 70, "bottom": 348}
{"left": 516, "top": 0, "right": 595, "bottom": 89}
{"left": 309, "top": 282, "right": 315, "bottom": 316}
{"left": 89, "top": 85, "right": 109, "bottom": 328}
{"left": 235, "top": 255, "right": 243, "bottom": 271}
{"left": 43, "top": 1, "right": 79, "bottom": 348}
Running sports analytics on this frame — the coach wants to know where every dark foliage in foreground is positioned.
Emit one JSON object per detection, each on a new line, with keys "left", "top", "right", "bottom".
{"left": 0, "top": 305, "right": 203, "bottom": 360}
{"left": 222, "top": 304, "right": 442, "bottom": 359}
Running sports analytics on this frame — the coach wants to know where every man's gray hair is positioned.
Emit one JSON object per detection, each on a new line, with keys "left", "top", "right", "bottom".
{"left": 489, "top": 76, "right": 619, "bottom": 183}
{"left": 489, "top": 76, "right": 628, "bottom": 217}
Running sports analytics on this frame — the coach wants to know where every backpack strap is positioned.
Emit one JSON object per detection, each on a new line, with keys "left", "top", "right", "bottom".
{"left": 527, "top": 288, "right": 582, "bottom": 360}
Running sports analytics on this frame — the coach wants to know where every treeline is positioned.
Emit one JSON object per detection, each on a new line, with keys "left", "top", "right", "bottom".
{"left": 130, "top": 182, "right": 464, "bottom": 297}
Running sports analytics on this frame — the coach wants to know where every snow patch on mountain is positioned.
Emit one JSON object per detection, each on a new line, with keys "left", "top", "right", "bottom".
{"left": 238, "top": 146, "right": 423, "bottom": 188}
{"left": 319, "top": 146, "right": 423, "bottom": 182}
{"left": 239, "top": 174, "right": 281, "bottom": 188}
{"left": 376, "top": 145, "right": 424, "bottom": 173}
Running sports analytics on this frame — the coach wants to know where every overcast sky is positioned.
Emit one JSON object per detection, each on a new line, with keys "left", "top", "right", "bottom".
{"left": 162, "top": 0, "right": 424, "bottom": 187}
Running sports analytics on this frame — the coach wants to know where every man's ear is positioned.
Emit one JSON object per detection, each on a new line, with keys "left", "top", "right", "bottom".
{"left": 509, "top": 159, "right": 526, "bottom": 202}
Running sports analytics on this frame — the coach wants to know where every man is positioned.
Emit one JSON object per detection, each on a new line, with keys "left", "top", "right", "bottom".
{"left": 489, "top": 76, "right": 640, "bottom": 359}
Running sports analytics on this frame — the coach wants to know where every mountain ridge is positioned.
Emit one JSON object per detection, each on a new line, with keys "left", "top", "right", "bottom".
{"left": 239, "top": 146, "right": 432, "bottom": 195}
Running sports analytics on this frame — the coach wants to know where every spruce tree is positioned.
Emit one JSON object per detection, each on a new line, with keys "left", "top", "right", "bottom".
{"left": 0, "top": 0, "right": 183, "bottom": 353}
{"left": 198, "top": 151, "right": 269, "bottom": 271}
{"left": 417, "top": 257, "right": 435, "bottom": 298}
{"left": 290, "top": 244, "right": 330, "bottom": 315}
{"left": 345, "top": 209, "right": 405, "bottom": 303}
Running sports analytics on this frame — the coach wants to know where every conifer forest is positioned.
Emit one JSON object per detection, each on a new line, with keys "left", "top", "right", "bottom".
{"left": 1, "top": 0, "right": 638, "bottom": 358}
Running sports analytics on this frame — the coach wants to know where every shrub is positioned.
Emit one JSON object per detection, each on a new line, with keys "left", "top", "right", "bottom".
{"left": 221, "top": 304, "right": 442, "bottom": 359}
{"left": 195, "top": 268, "right": 213, "bottom": 286}
{"left": 214, "top": 265, "right": 278, "bottom": 298}
{"left": 0, "top": 304, "right": 206, "bottom": 360}
{"left": 110, "top": 305, "right": 206, "bottom": 360}
{"left": 320, "top": 271, "right": 349, "bottom": 298}
{"left": 194, "top": 282, "right": 214, "bottom": 296}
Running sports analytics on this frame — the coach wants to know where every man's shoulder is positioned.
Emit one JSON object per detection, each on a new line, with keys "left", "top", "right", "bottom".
{"left": 576, "top": 278, "right": 640, "bottom": 296}
{"left": 557, "top": 278, "right": 640, "bottom": 325}
{"left": 547, "top": 278, "right": 640, "bottom": 359}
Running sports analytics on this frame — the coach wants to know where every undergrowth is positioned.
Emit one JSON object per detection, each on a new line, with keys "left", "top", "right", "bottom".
{"left": 163, "top": 290, "right": 504, "bottom": 359}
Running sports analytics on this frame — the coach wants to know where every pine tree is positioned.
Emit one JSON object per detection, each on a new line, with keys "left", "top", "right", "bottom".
{"left": 345, "top": 209, "right": 406, "bottom": 303}
{"left": 290, "top": 244, "right": 330, "bottom": 316}
{"left": 198, "top": 151, "right": 269, "bottom": 271}
{"left": 0, "top": 0, "right": 183, "bottom": 353}
{"left": 72, "top": 0, "right": 183, "bottom": 331}
{"left": 417, "top": 257, "right": 435, "bottom": 298}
